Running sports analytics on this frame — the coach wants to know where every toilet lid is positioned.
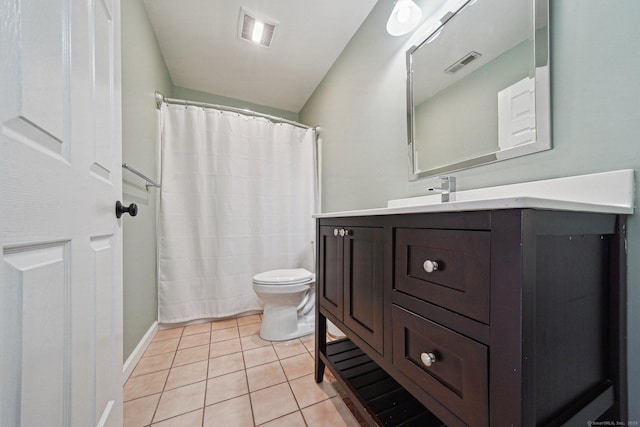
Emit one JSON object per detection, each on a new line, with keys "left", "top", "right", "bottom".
{"left": 253, "top": 268, "right": 315, "bottom": 285}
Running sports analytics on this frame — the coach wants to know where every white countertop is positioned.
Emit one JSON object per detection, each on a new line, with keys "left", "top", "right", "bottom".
{"left": 314, "top": 170, "right": 635, "bottom": 218}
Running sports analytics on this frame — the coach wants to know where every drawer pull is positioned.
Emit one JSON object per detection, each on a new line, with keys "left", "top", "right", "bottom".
{"left": 420, "top": 352, "right": 438, "bottom": 367}
{"left": 334, "top": 228, "right": 339, "bottom": 236}
{"left": 423, "top": 260, "right": 439, "bottom": 273}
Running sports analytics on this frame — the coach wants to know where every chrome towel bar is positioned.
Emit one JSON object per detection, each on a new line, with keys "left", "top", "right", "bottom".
{"left": 122, "top": 163, "right": 160, "bottom": 190}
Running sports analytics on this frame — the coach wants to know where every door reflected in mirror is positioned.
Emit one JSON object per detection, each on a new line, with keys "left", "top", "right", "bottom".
{"left": 407, "top": 0, "right": 550, "bottom": 181}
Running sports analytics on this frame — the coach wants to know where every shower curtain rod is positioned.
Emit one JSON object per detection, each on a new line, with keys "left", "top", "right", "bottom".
{"left": 154, "top": 91, "right": 316, "bottom": 131}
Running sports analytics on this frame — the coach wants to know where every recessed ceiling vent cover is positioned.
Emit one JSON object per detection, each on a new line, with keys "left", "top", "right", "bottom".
{"left": 445, "top": 51, "right": 482, "bottom": 74}
{"left": 239, "top": 8, "right": 278, "bottom": 48}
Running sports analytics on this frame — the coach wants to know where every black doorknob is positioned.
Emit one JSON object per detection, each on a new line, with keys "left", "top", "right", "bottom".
{"left": 115, "top": 201, "right": 138, "bottom": 218}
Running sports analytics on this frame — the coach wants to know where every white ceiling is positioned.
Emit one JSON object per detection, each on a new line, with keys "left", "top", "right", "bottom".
{"left": 143, "top": 0, "right": 378, "bottom": 113}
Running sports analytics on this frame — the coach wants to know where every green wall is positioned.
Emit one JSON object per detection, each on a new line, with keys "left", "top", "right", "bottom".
{"left": 121, "top": 0, "right": 172, "bottom": 360}
{"left": 172, "top": 86, "right": 299, "bottom": 122}
{"left": 300, "top": 0, "right": 640, "bottom": 419}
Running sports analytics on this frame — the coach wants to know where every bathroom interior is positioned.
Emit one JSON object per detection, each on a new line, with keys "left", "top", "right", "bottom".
{"left": 119, "top": 0, "right": 640, "bottom": 425}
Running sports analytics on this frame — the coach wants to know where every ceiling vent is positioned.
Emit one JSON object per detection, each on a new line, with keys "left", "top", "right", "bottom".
{"left": 444, "top": 51, "right": 482, "bottom": 74}
{"left": 239, "top": 8, "right": 278, "bottom": 48}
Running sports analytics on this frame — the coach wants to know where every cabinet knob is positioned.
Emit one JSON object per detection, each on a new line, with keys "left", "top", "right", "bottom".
{"left": 423, "top": 260, "right": 439, "bottom": 273}
{"left": 333, "top": 228, "right": 352, "bottom": 237}
{"left": 420, "top": 352, "right": 437, "bottom": 367}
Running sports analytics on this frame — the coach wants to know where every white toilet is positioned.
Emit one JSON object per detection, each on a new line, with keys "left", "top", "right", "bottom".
{"left": 252, "top": 268, "right": 315, "bottom": 341}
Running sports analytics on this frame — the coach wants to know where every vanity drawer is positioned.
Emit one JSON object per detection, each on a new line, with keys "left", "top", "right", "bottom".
{"left": 394, "top": 228, "right": 490, "bottom": 323}
{"left": 392, "top": 305, "right": 488, "bottom": 427}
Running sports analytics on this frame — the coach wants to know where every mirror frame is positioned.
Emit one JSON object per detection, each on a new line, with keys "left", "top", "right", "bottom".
{"left": 407, "top": 0, "right": 550, "bottom": 181}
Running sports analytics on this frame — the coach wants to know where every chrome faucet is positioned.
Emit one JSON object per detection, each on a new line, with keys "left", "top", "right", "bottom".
{"left": 428, "top": 176, "right": 456, "bottom": 202}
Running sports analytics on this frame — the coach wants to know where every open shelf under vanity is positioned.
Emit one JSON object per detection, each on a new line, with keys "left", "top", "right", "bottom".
{"left": 322, "top": 338, "right": 445, "bottom": 426}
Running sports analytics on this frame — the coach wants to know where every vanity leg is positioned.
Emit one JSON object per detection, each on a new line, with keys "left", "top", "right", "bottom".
{"left": 315, "top": 310, "right": 327, "bottom": 383}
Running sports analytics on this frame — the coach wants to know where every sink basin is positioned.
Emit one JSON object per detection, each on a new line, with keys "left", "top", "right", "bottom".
{"left": 387, "top": 169, "right": 635, "bottom": 211}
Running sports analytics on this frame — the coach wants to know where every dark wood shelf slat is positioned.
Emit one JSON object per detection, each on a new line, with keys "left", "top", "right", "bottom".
{"left": 323, "top": 339, "right": 446, "bottom": 427}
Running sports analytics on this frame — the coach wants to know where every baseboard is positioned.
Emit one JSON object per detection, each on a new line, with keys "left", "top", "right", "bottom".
{"left": 123, "top": 321, "right": 158, "bottom": 383}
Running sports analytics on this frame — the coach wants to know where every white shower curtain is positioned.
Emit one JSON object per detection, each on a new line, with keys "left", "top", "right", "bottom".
{"left": 157, "top": 104, "right": 318, "bottom": 324}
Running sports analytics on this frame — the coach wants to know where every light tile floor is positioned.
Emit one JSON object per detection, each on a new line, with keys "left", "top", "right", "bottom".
{"left": 124, "top": 314, "right": 364, "bottom": 427}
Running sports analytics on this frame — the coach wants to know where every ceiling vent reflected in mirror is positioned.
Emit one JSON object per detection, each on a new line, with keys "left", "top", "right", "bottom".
{"left": 239, "top": 8, "right": 277, "bottom": 48}
{"left": 444, "top": 51, "right": 482, "bottom": 74}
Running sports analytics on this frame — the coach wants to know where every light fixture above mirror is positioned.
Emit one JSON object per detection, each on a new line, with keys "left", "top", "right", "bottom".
{"left": 387, "top": 0, "right": 423, "bottom": 36}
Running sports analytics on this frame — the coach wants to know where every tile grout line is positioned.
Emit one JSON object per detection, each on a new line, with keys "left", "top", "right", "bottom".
{"left": 249, "top": 337, "right": 301, "bottom": 427}
{"left": 147, "top": 326, "right": 183, "bottom": 426}
{"left": 201, "top": 321, "right": 212, "bottom": 427}
{"left": 149, "top": 322, "right": 215, "bottom": 425}
{"left": 278, "top": 346, "right": 310, "bottom": 427}
{"left": 240, "top": 324, "right": 259, "bottom": 426}
{"left": 193, "top": 320, "right": 257, "bottom": 424}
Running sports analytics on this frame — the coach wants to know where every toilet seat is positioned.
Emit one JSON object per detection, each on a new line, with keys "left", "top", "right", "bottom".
{"left": 253, "top": 268, "right": 315, "bottom": 285}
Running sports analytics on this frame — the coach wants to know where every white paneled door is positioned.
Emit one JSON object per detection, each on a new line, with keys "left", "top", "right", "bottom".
{"left": 1, "top": 0, "right": 123, "bottom": 426}
{"left": 497, "top": 76, "right": 537, "bottom": 151}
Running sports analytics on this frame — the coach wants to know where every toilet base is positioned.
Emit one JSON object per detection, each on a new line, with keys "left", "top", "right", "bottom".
{"left": 259, "top": 303, "right": 314, "bottom": 341}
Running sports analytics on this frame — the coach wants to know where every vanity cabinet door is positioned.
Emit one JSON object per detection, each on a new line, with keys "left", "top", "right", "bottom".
{"left": 318, "top": 226, "right": 343, "bottom": 321}
{"left": 342, "top": 227, "right": 384, "bottom": 354}
{"left": 318, "top": 224, "right": 385, "bottom": 355}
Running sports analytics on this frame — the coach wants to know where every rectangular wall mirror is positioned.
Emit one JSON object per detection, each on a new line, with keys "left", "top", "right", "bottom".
{"left": 407, "top": 0, "right": 550, "bottom": 181}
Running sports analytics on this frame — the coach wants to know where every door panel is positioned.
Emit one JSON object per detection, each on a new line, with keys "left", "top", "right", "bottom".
{"left": 498, "top": 76, "right": 536, "bottom": 150}
{"left": 91, "top": 236, "right": 116, "bottom": 424}
{"left": 4, "top": 0, "right": 65, "bottom": 155}
{"left": 93, "top": 0, "right": 115, "bottom": 178}
{"left": 1, "top": 0, "right": 123, "bottom": 426}
{"left": 3, "top": 243, "right": 70, "bottom": 426}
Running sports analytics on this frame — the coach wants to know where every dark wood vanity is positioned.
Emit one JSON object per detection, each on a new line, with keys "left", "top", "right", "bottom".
{"left": 315, "top": 209, "right": 627, "bottom": 426}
